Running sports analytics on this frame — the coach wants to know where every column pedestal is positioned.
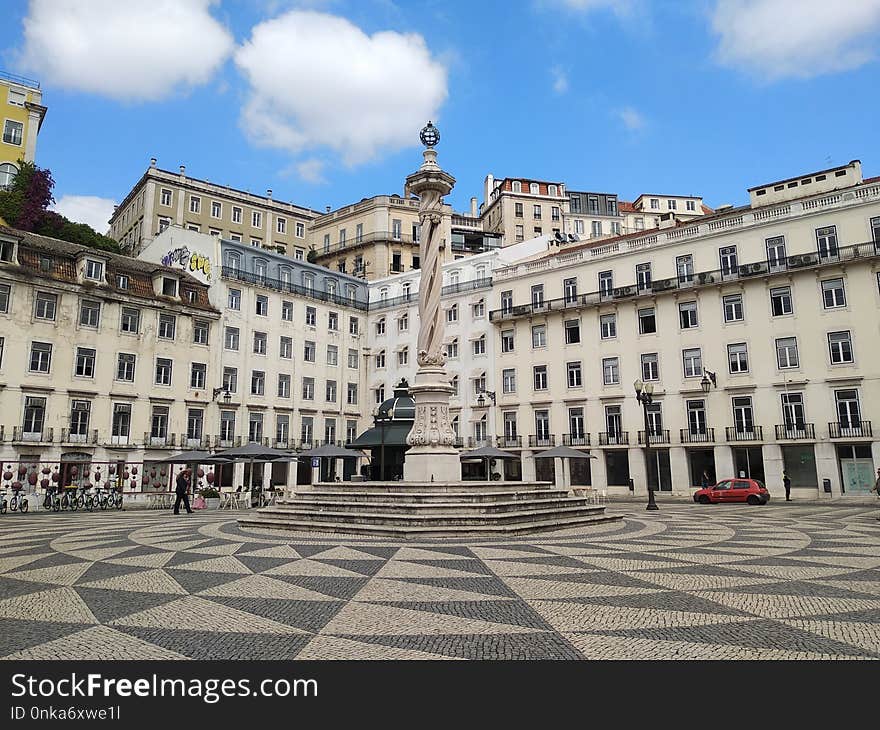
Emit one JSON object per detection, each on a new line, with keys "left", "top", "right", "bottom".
{"left": 404, "top": 366, "right": 461, "bottom": 483}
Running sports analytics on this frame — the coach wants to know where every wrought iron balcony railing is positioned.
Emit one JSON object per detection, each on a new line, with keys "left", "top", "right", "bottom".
{"left": 638, "top": 429, "right": 670, "bottom": 445}
{"left": 774, "top": 424, "right": 816, "bottom": 440}
{"left": 598, "top": 431, "right": 629, "bottom": 446}
{"left": 497, "top": 435, "right": 522, "bottom": 448}
{"left": 61, "top": 428, "right": 99, "bottom": 445}
{"left": 562, "top": 433, "right": 591, "bottom": 446}
{"left": 726, "top": 426, "right": 764, "bottom": 442}
{"left": 680, "top": 428, "right": 715, "bottom": 444}
{"left": 528, "top": 435, "right": 555, "bottom": 448}
{"left": 828, "top": 421, "right": 873, "bottom": 439}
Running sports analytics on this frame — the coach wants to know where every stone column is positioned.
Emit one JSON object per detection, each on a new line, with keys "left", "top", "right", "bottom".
{"left": 591, "top": 450, "right": 608, "bottom": 492}
{"left": 403, "top": 126, "right": 460, "bottom": 483}
{"left": 713, "top": 445, "right": 735, "bottom": 482}
{"left": 762, "top": 443, "right": 785, "bottom": 500}
{"left": 628, "top": 447, "right": 648, "bottom": 496}
{"left": 669, "top": 446, "right": 691, "bottom": 495}
{"left": 815, "top": 442, "right": 840, "bottom": 498}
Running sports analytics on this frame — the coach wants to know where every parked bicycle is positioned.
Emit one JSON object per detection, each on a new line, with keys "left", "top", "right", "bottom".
{"left": 1, "top": 487, "right": 29, "bottom": 514}
{"left": 76, "top": 485, "right": 95, "bottom": 512}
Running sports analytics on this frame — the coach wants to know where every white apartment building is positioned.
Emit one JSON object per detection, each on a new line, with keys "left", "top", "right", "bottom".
{"left": 486, "top": 160, "right": 880, "bottom": 500}
{"left": 138, "top": 227, "right": 371, "bottom": 484}
{"left": 366, "top": 235, "right": 552, "bottom": 476}
{"left": 0, "top": 225, "right": 219, "bottom": 497}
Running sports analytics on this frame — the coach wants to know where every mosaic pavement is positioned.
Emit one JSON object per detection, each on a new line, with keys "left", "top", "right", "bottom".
{"left": 1, "top": 503, "right": 879, "bottom": 660}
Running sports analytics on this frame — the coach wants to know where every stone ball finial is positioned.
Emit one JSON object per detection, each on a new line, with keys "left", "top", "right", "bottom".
{"left": 420, "top": 121, "right": 440, "bottom": 148}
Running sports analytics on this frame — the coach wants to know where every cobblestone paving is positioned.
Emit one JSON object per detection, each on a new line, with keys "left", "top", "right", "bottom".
{"left": 1, "top": 503, "right": 878, "bottom": 660}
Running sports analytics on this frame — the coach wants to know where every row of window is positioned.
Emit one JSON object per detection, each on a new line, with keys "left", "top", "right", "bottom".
{"left": 494, "top": 330, "right": 857, "bottom": 393}
{"left": 221, "top": 328, "right": 359, "bottom": 367}
{"left": 160, "top": 189, "right": 306, "bottom": 237}
{"left": 19, "top": 396, "right": 357, "bottom": 445}
{"left": 226, "top": 288, "right": 360, "bottom": 333}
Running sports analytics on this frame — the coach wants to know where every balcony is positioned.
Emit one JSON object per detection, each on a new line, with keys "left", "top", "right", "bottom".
{"left": 221, "top": 266, "right": 367, "bottom": 311}
{"left": 453, "top": 436, "right": 465, "bottom": 448}
{"left": 775, "top": 424, "right": 816, "bottom": 441}
{"left": 497, "top": 435, "right": 522, "bottom": 448}
{"left": 144, "top": 433, "right": 178, "bottom": 449}
{"left": 680, "top": 428, "right": 715, "bottom": 444}
{"left": 638, "top": 429, "right": 670, "bottom": 445}
{"left": 182, "top": 435, "right": 211, "bottom": 449}
{"left": 104, "top": 435, "right": 138, "bottom": 448}
{"left": 213, "top": 435, "right": 241, "bottom": 449}
{"left": 489, "top": 238, "right": 880, "bottom": 322}
{"left": 828, "top": 421, "right": 873, "bottom": 439}
{"left": 12, "top": 427, "right": 54, "bottom": 444}
{"left": 528, "top": 435, "right": 555, "bottom": 448}
{"left": 467, "top": 437, "right": 496, "bottom": 449}
{"left": 562, "top": 433, "right": 591, "bottom": 447}
{"left": 599, "top": 431, "right": 629, "bottom": 446}
{"left": 61, "top": 428, "right": 98, "bottom": 445}
{"left": 726, "top": 426, "right": 764, "bottom": 442}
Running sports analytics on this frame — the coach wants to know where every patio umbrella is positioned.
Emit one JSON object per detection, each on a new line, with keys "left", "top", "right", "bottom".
{"left": 152, "top": 450, "right": 231, "bottom": 464}
{"left": 213, "top": 443, "right": 299, "bottom": 494}
{"left": 531, "top": 444, "right": 596, "bottom": 490}
{"left": 460, "top": 446, "right": 519, "bottom": 482}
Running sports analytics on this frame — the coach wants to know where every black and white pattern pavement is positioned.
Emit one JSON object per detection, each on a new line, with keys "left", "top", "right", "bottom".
{"left": 1, "top": 503, "right": 879, "bottom": 660}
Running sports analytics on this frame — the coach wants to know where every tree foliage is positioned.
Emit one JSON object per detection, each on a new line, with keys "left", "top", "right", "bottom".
{"left": 0, "top": 161, "right": 120, "bottom": 253}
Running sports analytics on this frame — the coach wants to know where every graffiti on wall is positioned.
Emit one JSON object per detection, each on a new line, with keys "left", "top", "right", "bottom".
{"left": 161, "top": 247, "right": 212, "bottom": 279}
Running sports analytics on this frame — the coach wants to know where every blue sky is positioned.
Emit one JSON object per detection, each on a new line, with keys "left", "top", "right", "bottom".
{"left": 3, "top": 0, "right": 880, "bottom": 231}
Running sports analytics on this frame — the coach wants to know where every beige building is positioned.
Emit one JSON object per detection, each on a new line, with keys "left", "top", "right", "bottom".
{"left": 1, "top": 70, "right": 47, "bottom": 188}
{"left": 487, "top": 160, "right": 880, "bottom": 500}
{"left": 307, "top": 193, "right": 453, "bottom": 279}
{"left": 109, "top": 159, "right": 318, "bottom": 255}
{"left": 620, "top": 193, "right": 709, "bottom": 234}
{"left": 0, "top": 225, "right": 219, "bottom": 500}
{"left": 480, "top": 175, "right": 568, "bottom": 245}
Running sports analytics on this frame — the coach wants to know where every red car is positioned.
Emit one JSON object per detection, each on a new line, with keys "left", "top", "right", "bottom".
{"left": 693, "top": 478, "right": 770, "bottom": 505}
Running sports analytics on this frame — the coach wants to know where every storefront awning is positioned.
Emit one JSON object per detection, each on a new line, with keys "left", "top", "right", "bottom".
{"left": 349, "top": 422, "right": 414, "bottom": 448}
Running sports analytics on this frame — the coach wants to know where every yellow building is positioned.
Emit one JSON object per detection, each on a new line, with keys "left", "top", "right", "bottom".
{"left": 0, "top": 71, "right": 47, "bottom": 188}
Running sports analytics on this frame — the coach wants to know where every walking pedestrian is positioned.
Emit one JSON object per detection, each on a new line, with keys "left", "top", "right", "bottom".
{"left": 173, "top": 468, "right": 193, "bottom": 515}
{"left": 783, "top": 471, "right": 792, "bottom": 502}
{"left": 701, "top": 470, "right": 711, "bottom": 490}
{"left": 871, "top": 468, "right": 880, "bottom": 520}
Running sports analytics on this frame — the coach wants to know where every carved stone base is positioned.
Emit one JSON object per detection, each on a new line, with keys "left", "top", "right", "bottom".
{"left": 404, "top": 365, "right": 461, "bottom": 483}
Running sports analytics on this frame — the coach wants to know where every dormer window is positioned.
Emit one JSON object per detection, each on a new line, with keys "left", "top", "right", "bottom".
{"left": 548, "top": 185, "right": 557, "bottom": 197}
{"left": 530, "top": 183, "right": 539, "bottom": 195}
{"left": 40, "top": 256, "right": 51, "bottom": 272}
{"left": 85, "top": 259, "right": 104, "bottom": 281}
{"left": 117, "top": 274, "right": 129, "bottom": 290}
{"left": 327, "top": 280, "right": 337, "bottom": 296}
{"left": 512, "top": 181, "right": 522, "bottom": 193}
{"left": 187, "top": 290, "right": 197, "bottom": 304}
{"left": 162, "top": 277, "right": 178, "bottom": 297}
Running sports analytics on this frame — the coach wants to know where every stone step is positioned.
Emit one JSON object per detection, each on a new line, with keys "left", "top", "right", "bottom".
{"left": 299, "top": 481, "right": 554, "bottom": 495}
{"left": 289, "top": 489, "right": 573, "bottom": 504}
{"left": 238, "top": 512, "right": 620, "bottom": 539}
{"left": 248, "top": 503, "right": 606, "bottom": 528}
{"left": 271, "top": 496, "right": 592, "bottom": 516}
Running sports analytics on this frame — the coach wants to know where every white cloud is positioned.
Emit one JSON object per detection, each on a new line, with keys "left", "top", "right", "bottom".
{"left": 712, "top": 0, "right": 880, "bottom": 80}
{"left": 18, "top": 0, "right": 234, "bottom": 101}
{"left": 52, "top": 195, "right": 117, "bottom": 234}
{"left": 546, "top": 0, "right": 636, "bottom": 16}
{"left": 551, "top": 66, "right": 569, "bottom": 94}
{"left": 234, "top": 10, "right": 448, "bottom": 165}
{"left": 617, "top": 107, "right": 645, "bottom": 131}
{"left": 296, "top": 159, "right": 327, "bottom": 184}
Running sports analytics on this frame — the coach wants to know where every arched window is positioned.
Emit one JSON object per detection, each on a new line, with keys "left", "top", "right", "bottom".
{"left": 226, "top": 252, "right": 241, "bottom": 272}
{"left": 326, "top": 279, "right": 337, "bottom": 296}
{"left": 280, "top": 267, "right": 292, "bottom": 286}
{"left": 548, "top": 184, "right": 557, "bottom": 197}
{"left": 511, "top": 181, "right": 522, "bottom": 193}
{"left": 530, "top": 183, "right": 540, "bottom": 195}
{"left": 254, "top": 258, "right": 268, "bottom": 283}
{"left": 0, "top": 163, "right": 18, "bottom": 190}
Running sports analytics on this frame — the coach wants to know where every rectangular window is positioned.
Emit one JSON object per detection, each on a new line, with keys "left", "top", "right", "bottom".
{"left": 305, "top": 306, "right": 317, "bottom": 327}
{"left": 227, "top": 288, "right": 241, "bottom": 310}
{"left": 835, "top": 389, "right": 861, "bottom": 428}
{"left": 189, "top": 196, "right": 201, "bottom": 214}
{"left": 720, "top": 246, "right": 738, "bottom": 277}
{"left": 155, "top": 357, "right": 172, "bottom": 385}
{"left": 219, "top": 411, "right": 235, "bottom": 442}
{"left": 329, "top": 311, "right": 339, "bottom": 331}
{"left": 0, "top": 283, "right": 9, "bottom": 313}
{"left": 533, "top": 365, "right": 548, "bottom": 390}
{"left": 446, "top": 304, "right": 458, "bottom": 323}
{"left": 347, "top": 382, "right": 358, "bottom": 405}
{"left": 636, "top": 263, "right": 652, "bottom": 291}
{"left": 304, "top": 340, "right": 316, "bottom": 362}
{"left": 252, "top": 211, "right": 262, "bottom": 228}
{"left": 732, "top": 396, "right": 754, "bottom": 434}
{"left": 117, "top": 353, "right": 135, "bottom": 382}
{"left": 222, "top": 366, "right": 238, "bottom": 394}
{"left": 686, "top": 400, "right": 706, "bottom": 435}
{"left": 348, "top": 349, "right": 359, "bottom": 369}
{"left": 603, "top": 357, "right": 619, "bottom": 385}
{"left": 251, "top": 370, "right": 265, "bottom": 396}
{"left": 679, "top": 301, "right": 698, "bottom": 329}
{"left": 190, "top": 362, "right": 207, "bottom": 389}
{"left": 816, "top": 225, "right": 839, "bottom": 260}
{"left": 69, "top": 400, "right": 91, "bottom": 437}
{"left": 326, "top": 380, "right": 337, "bottom": 403}
{"left": 22, "top": 396, "right": 45, "bottom": 434}
{"left": 84, "top": 260, "right": 104, "bottom": 281}
{"left": 770, "top": 286, "right": 793, "bottom": 316}
{"left": 162, "top": 277, "right": 178, "bottom": 297}
{"left": 531, "top": 284, "right": 544, "bottom": 307}
{"left": 34, "top": 291, "right": 57, "bottom": 320}
{"left": 821, "top": 278, "right": 846, "bottom": 308}
{"left": 445, "top": 340, "right": 458, "bottom": 359}
{"left": 296, "top": 221, "right": 305, "bottom": 238}
{"left": 563, "top": 277, "right": 578, "bottom": 303}
{"left": 600, "top": 313, "right": 616, "bottom": 339}
{"left": 302, "top": 377, "right": 315, "bottom": 400}
{"left": 158, "top": 314, "right": 176, "bottom": 340}
{"left": 3, "top": 120, "right": 24, "bottom": 146}
{"left": 224, "top": 326, "right": 239, "bottom": 351}
{"left": 676, "top": 254, "right": 694, "bottom": 284}
{"left": 255, "top": 295, "right": 268, "bottom": 316}
{"left": 120, "top": 307, "right": 140, "bottom": 333}
{"left": 472, "top": 335, "right": 486, "bottom": 356}
{"left": 638, "top": 307, "right": 656, "bottom": 334}
{"left": 564, "top": 319, "right": 581, "bottom": 344}
{"left": 781, "top": 392, "right": 806, "bottom": 430}
{"left": 606, "top": 405, "right": 622, "bottom": 435}
{"left": 828, "top": 331, "right": 853, "bottom": 364}
{"left": 502, "top": 368, "right": 516, "bottom": 394}
{"left": 278, "top": 374, "right": 291, "bottom": 399}
{"left": 723, "top": 294, "right": 744, "bottom": 323}
{"left": 327, "top": 345, "right": 338, "bottom": 365}
{"left": 533, "top": 204, "right": 542, "bottom": 219}
{"left": 78, "top": 299, "right": 100, "bottom": 328}
{"left": 501, "top": 290, "right": 513, "bottom": 314}
{"left": 569, "top": 407, "right": 585, "bottom": 439}
{"left": 728, "top": 343, "right": 749, "bottom": 373}
{"left": 209, "top": 201, "right": 223, "bottom": 219}
{"left": 186, "top": 409, "right": 204, "bottom": 442}
{"left": 534, "top": 411, "right": 551, "bottom": 440}
{"left": 74, "top": 347, "right": 96, "bottom": 378}
{"left": 531, "top": 324, "right": 546, "bottom": 348}
{"left": 567, "top": 361, "right": 583, "bottom": 388}
{"left": 160, "top": 189, "right": 172, "bottom": 206}
{"left": 682, "top": 348, "right": 702, "bottom": 378}
{"left": 765, "top": 236, "right": 786, "bottom": 271}
{"left": 193, "top": 319, "right": 209, "bottom": 345}
{"left": 29, "top": 341, "right": 52, "bottom": 373}
{"left": 501, "top": 329, "right": 515, "bottom": 353}
{"left": 349, "top": 317, "right": 359, "bottom": 335}
{"left": 232, "top": 207, "right": 242, "bottom": 224}
{"left": 253, "top": 331, "right": 267, "bottom": 355}
{"left": 276, "top": 217, "right": 286, "bottom": 234}
{"left": 515, "top": 202, "right": 523, "bottom": 218}
{"left": 641, "top": 353, "right": 659, "bottom": 381}
{"left": 276, "top": 414, "right": 290, "bottom": 445}
{"left": 599, "top": 271, "right": 613, "bottom": 298}
{"left": 375, "top": 351, "right": 385, "bottom": 368}
{"left": 248, "top": 413, "right": 263, "bottom": 443}
{"left": 776, "top": 337, "right": 799, "bottom": 369}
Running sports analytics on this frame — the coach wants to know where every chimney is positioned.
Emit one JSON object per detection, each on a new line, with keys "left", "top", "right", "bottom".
{"left": 179, "top": 165, "right": 186, "bottom": 178}
{"left": 470, "top": 197, "right": 478, "bottom": 217}
{"left": 267, "top": 189, "right": 273, "bottom": 199}
{"left": 149, "top": 157, "right": 157, "bottom": 168}
{"left": 325, "top": 206, "right": 331, "bottom": 213}
{"left": 484, "top": 174, "right": 495, "bottom": 206}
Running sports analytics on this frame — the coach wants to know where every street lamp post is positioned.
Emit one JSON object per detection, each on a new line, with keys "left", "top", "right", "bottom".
{"left": 634, "top": 379, "right": 659, "bottom": 511}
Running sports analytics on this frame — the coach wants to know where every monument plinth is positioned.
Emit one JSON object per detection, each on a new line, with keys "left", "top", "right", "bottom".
{"left": 403, "top": 123, "right": 460, "bottom": 482}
